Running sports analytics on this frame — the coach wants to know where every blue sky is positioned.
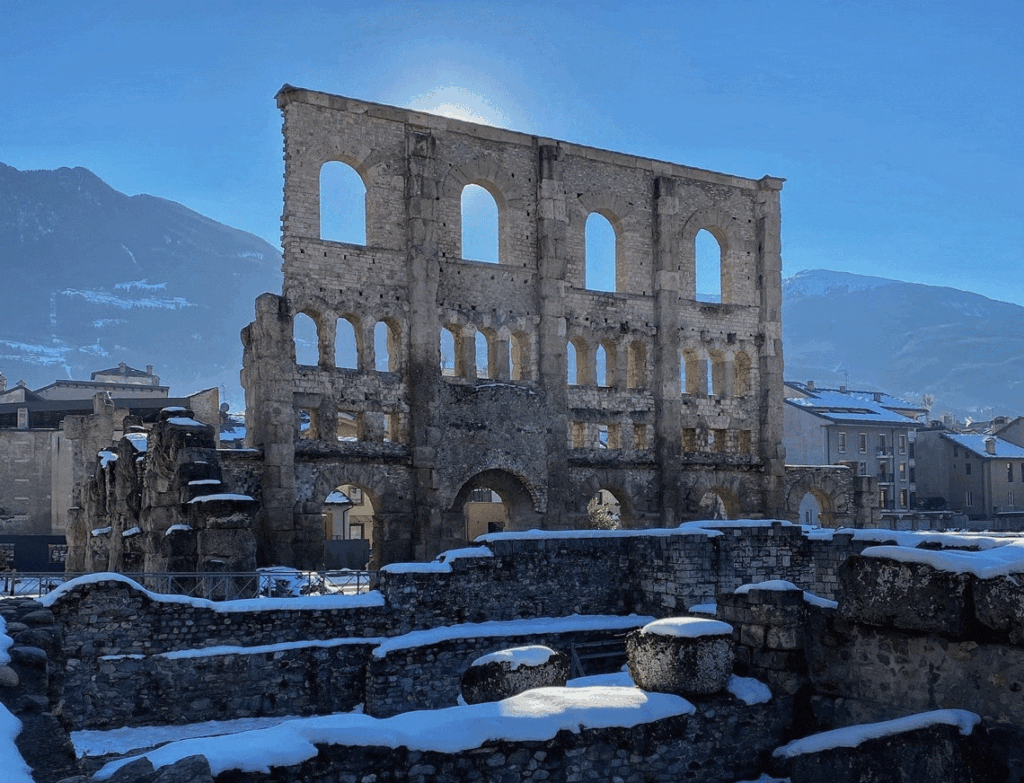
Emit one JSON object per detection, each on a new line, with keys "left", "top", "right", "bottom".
{"left": 3, "top": 0, "right": 1022, "bottom": 304}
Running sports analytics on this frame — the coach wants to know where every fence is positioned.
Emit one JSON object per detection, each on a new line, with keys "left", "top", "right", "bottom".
{"left": 0, "top": 569, "right": 377, "bottom": 602}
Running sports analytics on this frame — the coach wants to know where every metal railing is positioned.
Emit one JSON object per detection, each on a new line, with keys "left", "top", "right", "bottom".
{"left": 0, "top": 569, "right": 377, "bottom": 602}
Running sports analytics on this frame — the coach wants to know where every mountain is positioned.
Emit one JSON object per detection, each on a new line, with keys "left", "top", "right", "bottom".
{"left": 0, "top": 163, "right": 282, "bottom": 406}
{"left": 783, "top": 269, "right": 1024, "bottom": 419}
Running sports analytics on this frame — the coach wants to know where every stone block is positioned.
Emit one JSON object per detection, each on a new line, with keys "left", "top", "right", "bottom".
{"left": 626, "top": 618, "right": 734, "bottom": 696}
{"left": 460, "top": 646, "right": 569, "bottom": 705}
{"left": 974, "top": 575, "right": 1024, "bottom": 645}
{"left": 838, "top": 554, "right": 973, "bottom": 637}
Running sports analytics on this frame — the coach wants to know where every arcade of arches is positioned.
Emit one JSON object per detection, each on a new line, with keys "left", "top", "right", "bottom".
{"left": 241, "top": 87, "right": 863, "bottom": 569}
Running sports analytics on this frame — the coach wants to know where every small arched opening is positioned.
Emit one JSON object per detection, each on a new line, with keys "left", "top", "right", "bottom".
{"left": 440, "top": 326, "right": 461, "bottom": 377}
{"left": 294, "top": 311, "right": 322, "bottom": 367}
{"left": 450, "top": 469, "right": 540, "bottom": 541}
{"left": 374, "top": 320, "right": 400, "bottom": 373}
{"left": 586, "top": 487, "right": 633, "bottom": 530}
{"left": 335, "top": 316, "right": 360, "bottom": 370}
{"left": 696, "top": 487, "right": 738, "bottom": 521}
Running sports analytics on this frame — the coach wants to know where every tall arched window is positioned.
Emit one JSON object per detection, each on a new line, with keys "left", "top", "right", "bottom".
{"left": 461, "top": 184, "right": 499, "bottom": 263}
{"left": 335, "top": 317, "right": 359, "bottom": 369}
{"left": 320, "top": 161, "right": 366, "bottom": 244}
{"left": 695, "top": 229, "right": 722, "bottom": 303}
{"left": 294, "top": 312, "right": 320, "bottom": 366}
{"left": 596, "top": 344, "right": 608, "bottom": 387}
{"left": 475, "top": 331, "right": 493, "bottom": 379}
{"left": 566, "top": 341, "right": 578, "bottom": 386}
{"left": 585, "top": 212, "right": 616, "bottom": 292}
{"left": 375, "top": 321, "right": 399, "bottom": 373}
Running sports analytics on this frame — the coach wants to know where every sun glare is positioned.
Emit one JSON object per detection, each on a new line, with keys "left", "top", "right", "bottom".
{"left": 405, "top": 86, "right": 511, "bottom": 127}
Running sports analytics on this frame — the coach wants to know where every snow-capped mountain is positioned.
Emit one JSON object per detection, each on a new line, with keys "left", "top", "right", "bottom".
{"left": 783, "top": 269, "right": 1024, "bottom": 419}
{"left": 0, "top": 163, "right": 282, "bottom": 404}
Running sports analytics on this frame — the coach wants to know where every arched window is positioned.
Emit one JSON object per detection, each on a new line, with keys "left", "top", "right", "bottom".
{"left": 375, "top": 321, "right": 399, "bottom": 373}
{"left": 335, "top": 317, "right": 359, "bottom": 369}
{"left": 585, "top": 212, "right": 616, "bottom": 292}
{"left": 596, "top": 344, "right": 608, "bottom": 387}
{"left": 294, "top": 312, "right": 320, "bottom": 367}
{"left": 461, "top": 184, "right": 499, "bottom": 263}
{"left": 734, "top": 351, "right": 751, "bottom": 397}
{"left": 475, "top": 331, "right": 493, "bottom": 379}
{"left": 627, "top": 340, "right": 645, "bottom": 389}
{"left": 440, "top": 327, "right": 460, "bottom": 377}
{"left": 695, "top": 229, "right": 722, "bottom": 303}
{"left": 566, "top": 341, "right": 578, "bottom": 386}
{"left": 320, "top": 161, "right": 366, "bottom": 244}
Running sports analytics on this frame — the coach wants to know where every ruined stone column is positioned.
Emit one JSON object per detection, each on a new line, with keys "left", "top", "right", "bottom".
{"left": 653, "top": 176, "right": 683, "bottom": 525}
{"left": 536, "top": 143, "right": 571, "bottom": 528}
{"left": 405, "top": 128, "right": 445, "bottom": 562}
{"left": 756, "top": 176, "right": 787, "bottom": 518}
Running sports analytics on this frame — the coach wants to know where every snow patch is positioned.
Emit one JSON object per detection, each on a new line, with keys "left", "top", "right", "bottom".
{"left": 773, "top": 709, "right": 980, "bottom": 758}
{"left": 471, "top": 645, "right": 555, "bottom": 670}
{"left": 95, "top": 688, "right": 695, "bottom": 779}
{"left": 639, "top": 617, "right": 733, "bottom": 638}
{"left": 726, "top": 675, "right": 772, "bottom": 705}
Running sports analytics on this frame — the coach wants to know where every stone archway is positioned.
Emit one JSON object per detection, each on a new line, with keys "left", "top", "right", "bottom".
{"left": 696, "top": 487, "right": 740, "bottom": 521}
{"left": 449, "top": 469, "right": 542, "bottom": 541}
{"left": 783, "top": 466, "right": 854, "bottom": 528}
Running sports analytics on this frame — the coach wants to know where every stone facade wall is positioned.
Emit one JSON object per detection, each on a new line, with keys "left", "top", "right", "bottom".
{"left": 242, "top": 86, "right": 787, "bottom": 569}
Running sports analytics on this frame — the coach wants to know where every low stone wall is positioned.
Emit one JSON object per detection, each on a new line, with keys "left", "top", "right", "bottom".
{"left": 47, "top": 577, "right": 390, "bottom": 660}
{"left": 365, "top": 620, "right": 647, "bottom": 718}
{"left": 100, "top": 693, "right": 791, "bottom": 783}
{"left": 67, "top": 640, "right": 376, "bottom": 730}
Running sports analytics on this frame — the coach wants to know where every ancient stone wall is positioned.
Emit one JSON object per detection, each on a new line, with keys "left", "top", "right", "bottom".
{"left": 242, "top": 86, "right": 787, "bottom": 568}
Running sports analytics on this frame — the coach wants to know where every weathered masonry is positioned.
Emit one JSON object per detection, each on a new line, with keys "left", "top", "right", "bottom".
{"left": 242, "top": 86, "right": 787, "bottom": 568}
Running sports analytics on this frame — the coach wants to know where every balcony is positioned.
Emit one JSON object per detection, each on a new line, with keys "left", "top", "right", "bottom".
{"left": 876, "top": 449, "right": 893, "bottom": 459}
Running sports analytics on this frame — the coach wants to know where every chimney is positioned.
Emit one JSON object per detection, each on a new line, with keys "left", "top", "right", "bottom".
{"left": 0, "top": 371, "right": 6, "bottom": 393}
{"left": 873, "top": 392, "right": 882, "bottom": 402}
{"left": 119, "top": 362, "right": 127, "bottom": 373}
{"left": 984, "top": 436, "right": 997, "bottom": 455}
{"left": 806, "top": 380, "right": 815, "bottom": 391}
{"left": 146, "top": 365, "right": 154, "bottom": 375}
{"left": 839, "top": 384, "right": 847, "bottom": 393}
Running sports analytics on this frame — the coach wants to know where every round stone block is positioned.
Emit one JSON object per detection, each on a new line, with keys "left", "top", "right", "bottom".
{"left": 461, "top": 645, "right": 569, "bottom": 705}
{"left": 626, "top": 617, "right": 735, "bottom": 696}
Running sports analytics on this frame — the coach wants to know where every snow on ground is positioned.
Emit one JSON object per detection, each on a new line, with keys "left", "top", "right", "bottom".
{"left": 472, "top": 645, "right": 555, "bottom": 670}
{"left": 772, "top": 709, "right": 980, "bottom": 758}
{"left": 373, "top": 614, "right": 654, "bottom": 658}
{"left": 38, "top": 573, "right": 385, "bottom": 612}
{"left": 639, "top": 617, "right": 733, "bottom": 638}
{"left": 94, "top": 687, "right": 695, "bottom": 779}
{"left": 72, "top": 715, "right": 314, "bottom": 759}
{"left": 0, "top": 703, "right": 34, "bottom": 783}
{"left": 726, "top": 675, "right": 773, "bottom": 705}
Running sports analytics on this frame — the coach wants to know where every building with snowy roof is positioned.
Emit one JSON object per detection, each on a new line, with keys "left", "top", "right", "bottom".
{"left": 783, "top": 381, "right": 926, "bottom": 518}
{"left": 915, "top": 428, "right": 1024, "bottom": 518}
